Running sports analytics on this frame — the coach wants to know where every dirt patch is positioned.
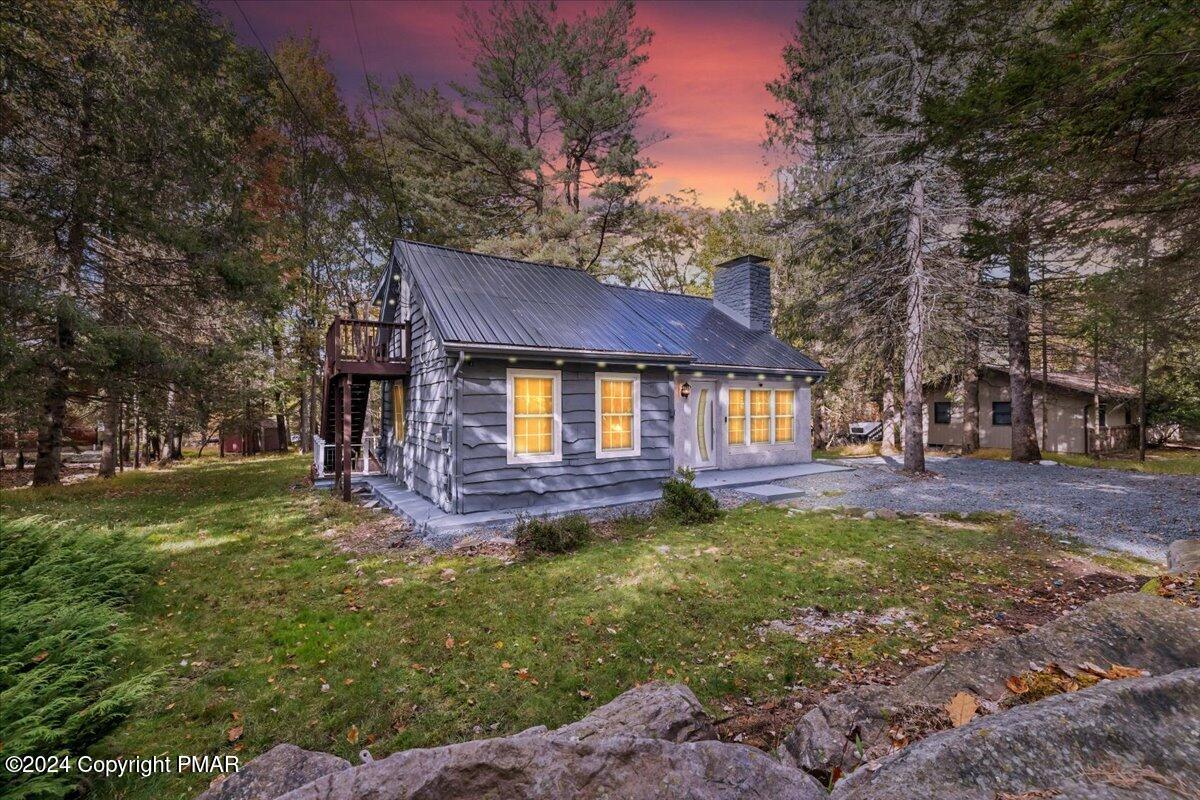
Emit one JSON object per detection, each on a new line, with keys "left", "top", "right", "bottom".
{"left": 717, "top": 561, "right": 1145, "bottom": 751}
{"left": 319, "top": 515, "right": 415, "bottom": 554}
{"left": 0, "top": 463, "right": 97, "bottom": 490}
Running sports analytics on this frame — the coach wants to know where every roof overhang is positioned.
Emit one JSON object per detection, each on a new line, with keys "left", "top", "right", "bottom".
{"left": 446, "top": 341, "right": 694, "bottom": 364}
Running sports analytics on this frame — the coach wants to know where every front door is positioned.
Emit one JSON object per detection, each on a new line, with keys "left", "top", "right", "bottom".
{"left": 677, "top": 380, "right": 716, "bottom": 470}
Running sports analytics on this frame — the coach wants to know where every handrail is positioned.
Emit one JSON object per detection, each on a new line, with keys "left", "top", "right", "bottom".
{"left": 323, "top": 318, "right": 409, "bottom": 377}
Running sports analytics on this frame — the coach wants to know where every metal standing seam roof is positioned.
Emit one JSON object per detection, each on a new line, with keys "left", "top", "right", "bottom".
{"left": 607, "top": 284, "right": 825, "bottom": 373}
{"left": 394, "top": 239, "right": 826, "bottom": 374}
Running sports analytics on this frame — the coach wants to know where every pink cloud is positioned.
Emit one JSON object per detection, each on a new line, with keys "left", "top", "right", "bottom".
{"left": 213, "top": 0, "right": 800, "bottom": 208}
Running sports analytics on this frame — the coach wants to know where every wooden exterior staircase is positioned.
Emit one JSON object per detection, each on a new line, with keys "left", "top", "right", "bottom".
{"left": 320, "top": 318, "right": 410, "bottom": 500}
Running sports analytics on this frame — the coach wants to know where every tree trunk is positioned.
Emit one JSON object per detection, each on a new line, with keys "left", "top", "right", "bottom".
{"left": 812, "top": 387, "right": 828, "bottom": 450}
{"left": 99, "top": 392, "right": 120, "bottom": 478}
{"left": 1091, "top": 326, "right": 1101, "bottom": 456}
{"left": 961, "top": 328, "right": 980, "bottom": 453}
{"left": 272, "top": 334, "right": 289, "bottom": 453}
{"left": 1139, "top": 321, "right": 1147, "bottom": 462}
{"left": 901, "top": 177, "right": 927, "bottom": 473}
{"left": 1007, "top": 222, "right": 1041, "bottom": 463}
{"left": 33, "top": 312, "right": 73, "bottom": 485}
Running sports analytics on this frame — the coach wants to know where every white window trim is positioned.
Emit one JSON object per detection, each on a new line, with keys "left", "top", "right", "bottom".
{"left": 506, "top": 368, "right": 562, "bottom": 466}
{"left": 594, "top": 372, "right": 641, "bottom": 459}
{"left": 727, "top": 382, "right": 797, "bottom": 448}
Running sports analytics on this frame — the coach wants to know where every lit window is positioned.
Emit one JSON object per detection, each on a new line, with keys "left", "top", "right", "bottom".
{"left": 750, "top": 389, "right": 771, "bottom": 443}
{"left": 508, "top": 369, "right": 561, "bottom": 463}
{"left": 595, "top": 373, "right": 640, "bottom": 457}
{"left": 775, "top": 390, "right": 795, "bottom": 443}
{"left": 728, "top": 388, "right": 746, "bottom": 445}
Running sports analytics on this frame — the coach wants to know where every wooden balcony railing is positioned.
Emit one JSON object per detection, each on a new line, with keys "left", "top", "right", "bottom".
{"left": 324, "top": 318, "right": 410, "bottom": 377}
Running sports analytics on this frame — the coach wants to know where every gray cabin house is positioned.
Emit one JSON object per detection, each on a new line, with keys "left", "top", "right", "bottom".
{"left": 361, "top": 240, "right": 825, "bottom": 517}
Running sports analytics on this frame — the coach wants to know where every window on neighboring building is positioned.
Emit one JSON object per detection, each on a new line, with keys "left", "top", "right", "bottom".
{"left": 595, "top": 373, "right": 640, "bottom": 457}
{"left": 775, "top": 390, "right": 795, "bottom": 443}
{"left": 992, "top": 401, "right": 1012, "bottom": 426}
{"left": 1099, "top": 402, "right": 1108, "bottom": 427}
{"left": 933, "top": 401, "right": 952, "bottom": 425}
{"left": 507, "top": 369, "right": 561, "bottom": 464}
{"left": 1125, "top": 407, "right": 1133, "bottom": 425}
{"left": 392, "top": 382, "right": 406, "bottom": 443}
{"left": 749, "top": 389, "right": 772, "bottom": 443}
{"left": 728, "top": 388, "right": 746, "bottom": 445}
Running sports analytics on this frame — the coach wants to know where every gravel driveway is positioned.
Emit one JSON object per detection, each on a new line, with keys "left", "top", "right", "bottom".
{"left": 777, "top": 456, "right": 1199, "bottom": 562}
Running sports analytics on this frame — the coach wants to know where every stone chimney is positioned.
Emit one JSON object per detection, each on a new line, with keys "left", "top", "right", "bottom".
{"left": 713, "top": 254, "right": 771, "bottom": 331}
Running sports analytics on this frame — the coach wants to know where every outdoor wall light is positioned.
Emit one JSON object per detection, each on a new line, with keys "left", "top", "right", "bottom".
{"left": 692, "top": 370, "right": 704, "bottom": 377}
{"left": 597, "top": 361, "right": 607, "bottom": 369}
{"left": 805, "top": 376, "right": 814, "bottom": 383}
{"left": 508, "top": 356, "right": 518, "bottom": 363}
{"left": 757, "top": 373, "right": 766, "bottom": 380}
{"left": 727, "top": 372, "right": 736, "bottom": 379}
{"left": 554, "top": 358, "right": 565, "bottom": 366}
{"left": 680, "top": 382, "right": 692, "bottom": 399}
{"left": 636, "top": 363, "right": 646, "bottom": 370}
{"left": 785, "top": 375, "right": 794, "bottom": 382}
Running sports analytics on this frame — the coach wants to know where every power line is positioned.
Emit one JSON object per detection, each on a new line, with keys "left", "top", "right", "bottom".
{"left": 349, "top": 0, "right": 405, "bottom": 234}
{"left": 232, "top": 0, "right": 382, "bottom": 272}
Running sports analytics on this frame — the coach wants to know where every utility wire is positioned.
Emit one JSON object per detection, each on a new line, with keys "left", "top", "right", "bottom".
{"left": 349, "top": 0, "right": 405, "bottom": 234}
{"left": 233, "top": 0, "right": 382, "bottom": 271}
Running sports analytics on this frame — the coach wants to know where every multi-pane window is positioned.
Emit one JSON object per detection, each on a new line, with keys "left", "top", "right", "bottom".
{"left": 728, "top": 386, "right": 796, "bottom": 446}
{"left": 728, "top": 388, "right": 746, "bottom": 445}
{"left": 775, "top": 390, "right": 795, "bottom": 443}
{"left": 933, "top": 401, "right": 951, "bottom": 425}
{"left": 992, "top": 401, "right": 1012, "bottom": 426}
{"left": 596, "top": 374, "right": 640, "bottom": 457}
{"left": 508, "top": 370, "right": 561, "bottom": 463}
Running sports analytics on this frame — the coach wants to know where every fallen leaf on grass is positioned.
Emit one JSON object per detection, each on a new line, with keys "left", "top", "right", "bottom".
{"left": 945, "top": 692, "right": 978, "bottom": 728}
{"left": 445, "top": 635, "right": 455, "bottom": 650}
{"left": 346, "top": 725, "right": 359, "bottom": 744}
{"left": 226, "top": 725, "right": 243, "bottom": 742}
{"left": 1005, "top": 675, "right": 1029, "bottom": 695}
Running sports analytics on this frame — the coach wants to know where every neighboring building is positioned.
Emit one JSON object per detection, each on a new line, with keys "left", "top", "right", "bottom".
{"left": 924, "top": 366, "right": 1139, "bottom": 454}
{"left": 339, "top": 240, "right": 826, "bottom": 515}
{"left": 221, "top": 418, "right": 286, "bottom": 456}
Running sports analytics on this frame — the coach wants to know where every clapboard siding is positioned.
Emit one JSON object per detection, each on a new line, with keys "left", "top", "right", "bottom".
{"left": 380, "top": 284, "right": 455, "bottom": 511}
{"left": 457, "top": 361, "right": 675, "bottom": 513}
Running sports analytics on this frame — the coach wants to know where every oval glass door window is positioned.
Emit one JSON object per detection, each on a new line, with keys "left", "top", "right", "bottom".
{"left": 696, "top": 387, "right": 710, "bottom": 462}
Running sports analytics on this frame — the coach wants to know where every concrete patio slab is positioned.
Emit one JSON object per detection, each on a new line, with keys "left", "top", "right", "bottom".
{"left": 322, "top": 460, "right": 852, "bottom": 546}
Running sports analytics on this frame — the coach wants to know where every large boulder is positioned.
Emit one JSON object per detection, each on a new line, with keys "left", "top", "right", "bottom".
{"left": 196, "top": 744, "right": 350, "bottom": 800}
{"left": 1168, "top": 538, "right": 1200, "bottom": 574}
{"left": 552, "top": 681, "right": 716, "bottom": 743}
{"left": 276, "top": 735, "right": 825, "bottom": 800}
{"left": 831, "top": 667, "right": 1200, "bottom": 800}
{"left": 779, "top": 592, "right": 1200, "bottom": 777}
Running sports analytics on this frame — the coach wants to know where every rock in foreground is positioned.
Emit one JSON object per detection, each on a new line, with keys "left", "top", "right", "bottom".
{"left": 197, "top": 744, "right": 350, "bottom": 800}
{"left": 552, "top": 681, "right": 716, "bottom": 743}
{"left": 277, "top": 735, "right": 825, "bottom": 800}
{"left": 779, "top": 592, "right": 1200, "bottom": 777}
{"left": 1168, "top": 538, "right": 1200, "bottom": 574}
{"left": 831, "top": 667, "right": 1200, "bottom": 800}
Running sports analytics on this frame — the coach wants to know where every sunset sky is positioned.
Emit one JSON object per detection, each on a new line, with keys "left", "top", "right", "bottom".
{"left": 213, "top": 0, "right": 802, "bottom": 208}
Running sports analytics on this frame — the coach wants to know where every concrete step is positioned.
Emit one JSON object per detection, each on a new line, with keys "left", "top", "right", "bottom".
{"left": 738, "top": 484, "right": 808, "bottom": 501}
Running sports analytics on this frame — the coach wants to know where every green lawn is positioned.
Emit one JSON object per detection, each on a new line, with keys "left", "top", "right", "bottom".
{"left": 0, "top": 455, "right": 1101, "bottom": 800}
{"left": 970, "top": 446, "right": 1200, "bottom": 475}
